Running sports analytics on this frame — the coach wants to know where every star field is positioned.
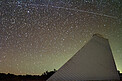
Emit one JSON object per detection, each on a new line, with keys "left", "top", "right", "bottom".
{"left": 0, "top": 0, "right": 122, "bottom": 75}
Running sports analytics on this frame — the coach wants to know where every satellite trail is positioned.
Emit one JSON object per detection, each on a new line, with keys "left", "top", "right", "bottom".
{"left": 10, "top": 1, "right": 117, "bottom": 19}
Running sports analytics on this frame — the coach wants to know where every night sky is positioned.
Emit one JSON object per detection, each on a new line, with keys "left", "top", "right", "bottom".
{"left": 0, "top": 0, "right": 122, "bottom": 75}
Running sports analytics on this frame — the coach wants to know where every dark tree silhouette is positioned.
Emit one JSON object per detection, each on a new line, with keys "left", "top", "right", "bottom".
{"left": 0, "top": 69, "right": 57, "bottom": 81}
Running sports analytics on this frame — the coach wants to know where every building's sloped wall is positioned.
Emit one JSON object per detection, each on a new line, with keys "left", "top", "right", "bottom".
{"left": 47, "top": 35, "right": 120, "bottom": 81}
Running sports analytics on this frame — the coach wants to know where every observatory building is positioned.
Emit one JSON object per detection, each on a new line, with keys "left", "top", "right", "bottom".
{"left": 47, "top": 34, "right": 120, "bottom": 81}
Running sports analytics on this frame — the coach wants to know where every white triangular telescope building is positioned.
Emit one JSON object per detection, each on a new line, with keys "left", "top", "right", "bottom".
{"left": 47, "top": 34, "right": 120, "bottom": 81}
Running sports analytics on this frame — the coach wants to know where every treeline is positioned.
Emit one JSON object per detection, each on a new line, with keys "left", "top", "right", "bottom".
{"left": 0, "top": 70, "right": 122, "bottom": 81}
{"left": 0, "top": 69, "right": 56, "bottom": 81}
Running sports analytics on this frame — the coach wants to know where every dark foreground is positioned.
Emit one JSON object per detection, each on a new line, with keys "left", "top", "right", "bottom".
{"left": 0, "top": 72, "right": 122, "bottom": 81}
{"left": 0, "top": 70, "right": 55, "bottom": 81}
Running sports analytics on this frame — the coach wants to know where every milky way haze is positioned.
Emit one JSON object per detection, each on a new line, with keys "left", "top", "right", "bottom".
{"left": 0, "top": 0, "right": 122, "bottom": 75}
